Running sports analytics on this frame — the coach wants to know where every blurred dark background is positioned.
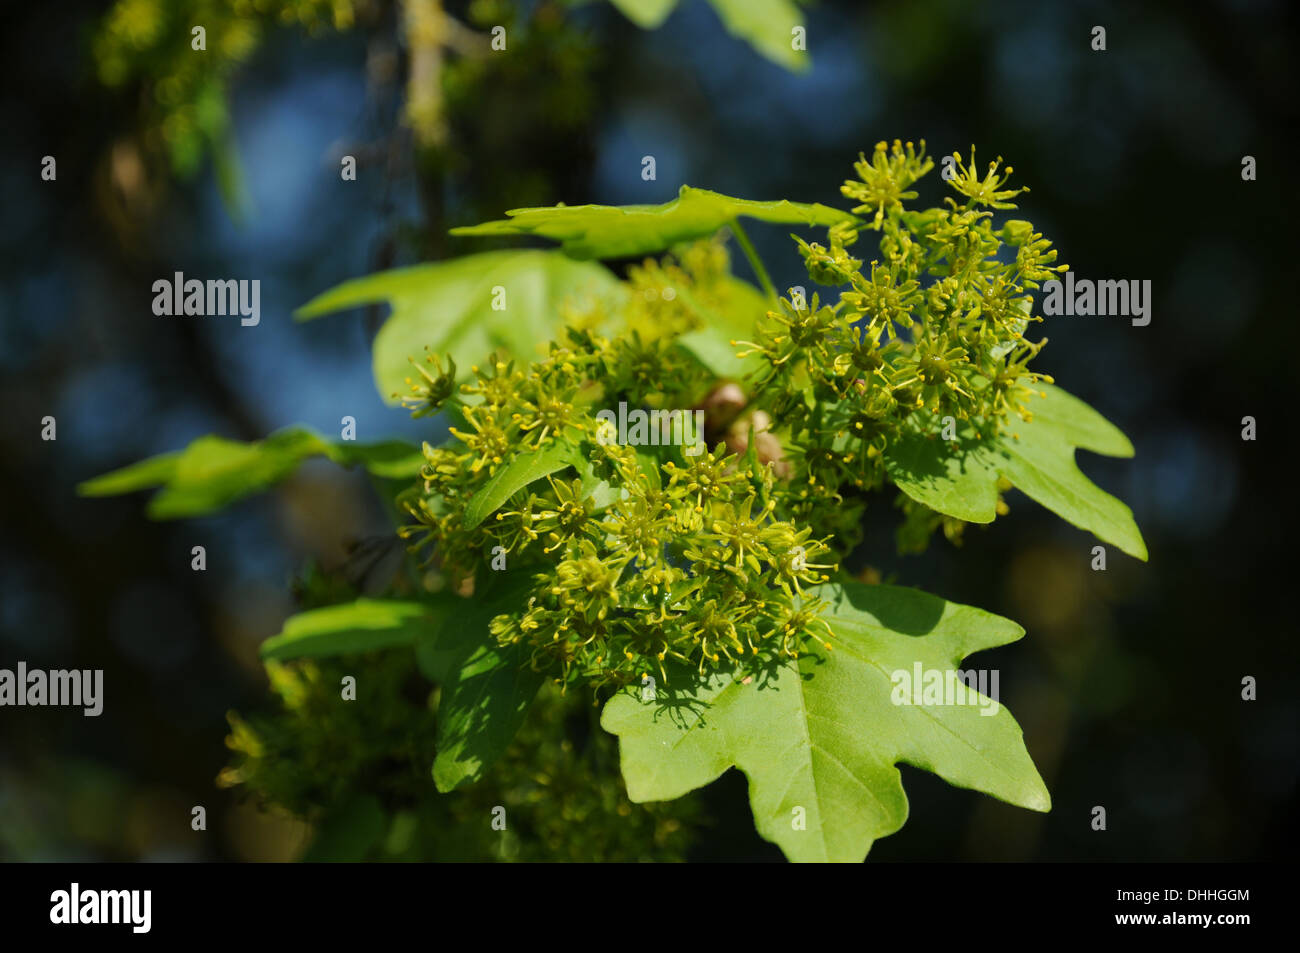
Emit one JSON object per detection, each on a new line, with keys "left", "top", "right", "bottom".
{"left": 1, "top": 0, "right": 1296, "bottom": 860}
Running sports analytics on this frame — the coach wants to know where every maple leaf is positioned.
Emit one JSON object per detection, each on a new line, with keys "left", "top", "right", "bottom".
{"left": 602, "top": 581, "right": 1050, "bottom": 862}
{"left": 450, "top": 186, "right": 856, "bottom": 260}
{"left": 885, "top": 383, "right": 1148, "bottom": 560}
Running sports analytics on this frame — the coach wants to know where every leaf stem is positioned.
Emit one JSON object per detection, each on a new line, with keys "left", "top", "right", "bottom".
{"left": 729, "top": 219, "right": 777, "bottom": 301}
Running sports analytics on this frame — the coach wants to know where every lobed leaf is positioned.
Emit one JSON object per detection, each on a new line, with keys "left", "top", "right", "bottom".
{"left": 450, "top": 186, "right": 856, "bottom": 260}
{"left": 295, "top": 250, "right": 623, "bottom": 403}
{"left": 78, "top": 428, "right": 424, "bottom": 520}
{"left": 884, "top": 383, "right": 1147, "bottom": 560}
{"left": 602, "top": 581, "right": 1049, "bottom": 862}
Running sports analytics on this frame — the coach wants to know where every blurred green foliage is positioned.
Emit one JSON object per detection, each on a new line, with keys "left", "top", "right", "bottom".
{"left": 94, "top": 0, "right": 357, "bottom": 198}
{"left": 221, "top": 652, "right": 702, "bottom": 861}
{"left": 90, "top": 0, "right": 603, "bottom": 218}
{"left": 217, "top": 560, "right": 699, "bottom": 861}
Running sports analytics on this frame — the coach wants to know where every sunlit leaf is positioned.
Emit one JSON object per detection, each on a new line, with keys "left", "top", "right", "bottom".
{"left": 608, "top": 0, "right": 810, "bottom": 72}
{"left": 706, "top": 0, "right": 810, "bottom": 73}
{"left": 673, "top": 275, "right": 770, "bottom": 379}
{"left": 602, "top": 581, "right": 1049, "bottom": 862}
{"left": 295, "top": 250, "right": 624, "bottom": 403}
{"left": 885, "top": 383, "right": 1147, "bottom": 560}
{"left": 463, "top": 440, "right": 583, "bottom": 529}
{"left": 451, "top": 186, "right": 855, "bottom": 260}
{"left": 606, "top": 0, "right": 678, "bottom": 28}
{"left": 78, "top": 428, "right": 424, "bottom": 520}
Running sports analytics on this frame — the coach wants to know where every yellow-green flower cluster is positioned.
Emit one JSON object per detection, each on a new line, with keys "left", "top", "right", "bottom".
{"left": 398, "top": 144, "right": 1065, "bottom": 685}
{"left": 738, "top": 142, "right": 1064, "bottom": 547}
{"left": 399, "top": 330, "right": 836, "bottom": 689}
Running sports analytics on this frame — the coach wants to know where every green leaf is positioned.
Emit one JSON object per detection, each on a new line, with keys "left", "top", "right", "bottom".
{"left": 608, "top": 0, "right": 809, "bottom": 72}
{"left": 573, "top": 453, "right": 625, "bottom": 511}
{"left": 884, "top": 383, "right": 1147, "bottom": 560}
{"left": 706, "top": 0, "right": 809, "bottom": 73}
{"left": 433, "top": 637, "right": 544, "bottom": 793}
{"left": 80, "top": 431, "right": 327, "bottom": 518}
{"left": 335, "top": 440, "right": 429, "bottom": 480}
{"left": 295, "top": 250, "right": 623, "bottom": 404}
{"left": 78, "top": 428, "right": 424, "bottom": 520}
{"left": 301, "top": 795, "right": 387, "bottom": 862}
{"left": 415, "top": 574, "right": 544, "bottom": 792}
{"left": 607, "top": 0, "right": 677, "bottom": 28}
{"left": 414, "top": 577, "right": 531, "bottom": 682}
{"left": 602, "top": 582, "right": 1049, "bottom": 862}
{"left": 261, "top": 599, "right": 449, "bottom": 661}
{"left": 261, "top": 588, "right": 544, "bottom": 794}
{"left": 450, "top": 186, "right": 856, "bottom": 261}
{"left": 673, "top": 275, "right": 770, "bottom": 380}
{"left": 75, "top": 451, "right": 182, "bottom": 497}
{"left": 1020, "top": 381, "right": 1134, "bottom": 457}
{"left": 884, "top": 417, "right": 1001, "bottom": 524}
{"left": 463, "top": 440, "right": 582, "bottom": 529}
